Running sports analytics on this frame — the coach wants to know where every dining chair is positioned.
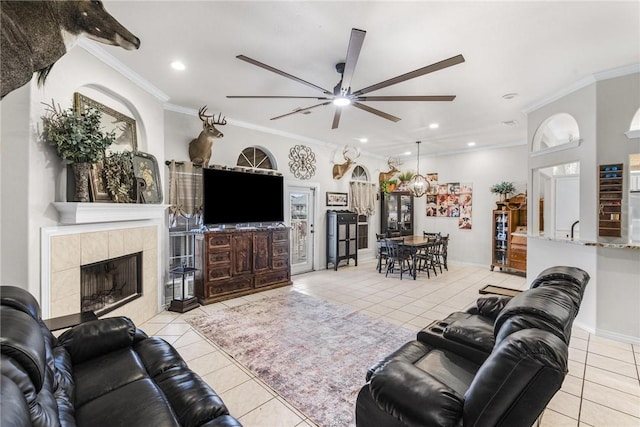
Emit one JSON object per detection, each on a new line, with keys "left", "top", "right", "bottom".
{"left": 423, "top": 231, "right": 442, "bottom": 239}
{"left": 376, "top": 233, "right": 389, "bottom": 273}
{"left": 438, "top": 234, "right": 449, "bottom": 271}
{"left": 416, "top": 240, "right": 439, "bottom": 278}
{"left": 384, "top": 239, "right": 413, "bottom": 279}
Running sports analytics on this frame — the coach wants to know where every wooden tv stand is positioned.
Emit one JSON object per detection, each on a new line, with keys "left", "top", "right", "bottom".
{"left": 194, "top": 227, "right": 292, "bottom": 305}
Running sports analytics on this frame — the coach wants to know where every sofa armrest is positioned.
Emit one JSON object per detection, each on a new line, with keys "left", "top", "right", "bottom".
{"left": 369, "top": 360, "right": 462, "bottom": 427}
{"left": 56, "top": 317, "right": 138, "bottom": 364}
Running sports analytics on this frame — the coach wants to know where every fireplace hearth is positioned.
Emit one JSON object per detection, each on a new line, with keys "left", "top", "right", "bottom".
{"left": 81, "top": 252, "right": 142, "bottom": 316}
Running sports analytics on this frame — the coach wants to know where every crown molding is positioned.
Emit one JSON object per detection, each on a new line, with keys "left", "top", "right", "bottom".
{"left": 523, "top": 63, "right": 640, "bottom": 114}
{"left": 77, "top": 39, "right": 170, "bottom": 103}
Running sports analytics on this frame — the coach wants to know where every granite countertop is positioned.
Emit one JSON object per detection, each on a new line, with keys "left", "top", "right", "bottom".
{"left": 528, "top": 235, "right": 640, "bottom": 249}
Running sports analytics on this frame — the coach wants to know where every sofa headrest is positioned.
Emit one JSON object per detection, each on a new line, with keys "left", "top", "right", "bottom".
{"left": 0, "top": 306, "right": 46, "bottom": 391}
{"left": 530, "top": 266, "right": 590, "bottom": 290}
{"left": 530, "top": 278, "right": 585, "bottom": 315}
{"left": 0, "top": 286, "right": 41, "bottom": 321}
{"left": 494, "top": 287, "right": 575, "bottom": 343}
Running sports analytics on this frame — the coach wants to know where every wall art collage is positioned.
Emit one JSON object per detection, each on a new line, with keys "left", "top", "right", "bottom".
{"left": 426, "top": 182, "right": 473, "bottom": 229}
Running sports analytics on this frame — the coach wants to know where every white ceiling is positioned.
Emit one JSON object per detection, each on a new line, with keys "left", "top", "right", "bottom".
{"left": 100, "top": 1, "right": 640, "bottom": 158}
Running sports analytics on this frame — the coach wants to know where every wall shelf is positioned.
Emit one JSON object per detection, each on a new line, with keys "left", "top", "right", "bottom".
{"left": 53, "top": 202, "right": 168, "bottom": 224}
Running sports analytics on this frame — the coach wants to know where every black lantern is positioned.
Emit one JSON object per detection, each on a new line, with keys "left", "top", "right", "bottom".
{"left": 168, "top": 264, "right": 199, "bottom": 313}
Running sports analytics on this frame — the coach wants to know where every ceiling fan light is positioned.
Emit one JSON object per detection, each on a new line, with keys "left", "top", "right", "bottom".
{"left": 333, "top": 97, "right": 351, "bottom": 106}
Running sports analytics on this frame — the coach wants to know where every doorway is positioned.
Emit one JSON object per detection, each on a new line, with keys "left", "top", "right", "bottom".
{"left": 287, "top": 185, "right": 315, "bottom": 274}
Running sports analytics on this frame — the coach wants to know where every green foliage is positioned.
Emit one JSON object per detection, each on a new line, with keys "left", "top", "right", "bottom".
{"left": 380, "top": 179, "right": 399, "bottom": 195}
{"left": 490, "top": 181, "right": 516, "bottom": 195}
{"left": 41, "top": 101, "right": 115, "bottom": 164}
{"left": 103, "top": 151, "right": 134, "bottom": 203}
{"left": 397, "top": 171, "right": 415, "bottom": 182}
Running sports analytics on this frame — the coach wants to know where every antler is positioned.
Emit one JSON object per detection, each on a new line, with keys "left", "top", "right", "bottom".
{"left": 198, "top": 106, "right": 212, "bottom": 124}
{"left": 342, "top": 145, "right": 361, "bottom": 161}
{"left": 213, "top": 112, "right": 227, "bottom": 126}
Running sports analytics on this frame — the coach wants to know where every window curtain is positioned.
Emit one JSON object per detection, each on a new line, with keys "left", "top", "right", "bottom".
{"left": 349, "top": 181, "right": 377, "bottom": 215}
{"left": 168, "top": 161, "right": 203, "bottom": 226}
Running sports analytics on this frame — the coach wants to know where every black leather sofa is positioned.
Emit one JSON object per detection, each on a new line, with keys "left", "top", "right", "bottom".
{"left": 0, "top": 285, "right": 242, "bottom": 427}
{"left": 355, "top": 266, "right": 589, "bottom": 427}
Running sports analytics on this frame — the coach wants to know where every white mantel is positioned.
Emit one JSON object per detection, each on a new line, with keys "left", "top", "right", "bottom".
{"left": 53, "top": 202, "right": 168, "bottom": 224}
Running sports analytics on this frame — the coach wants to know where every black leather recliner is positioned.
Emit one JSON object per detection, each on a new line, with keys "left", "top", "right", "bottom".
{"left": 416, "top": 266, "right": 589, "bottom": 364}
{"left": 355, "top": 266, "right": 589, "bottom": 427}
{"left": 0, "top": 285, "right": 242, "bottom": 427}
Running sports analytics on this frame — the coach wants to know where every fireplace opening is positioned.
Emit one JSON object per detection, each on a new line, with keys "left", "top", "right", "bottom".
{"left": 81, "top": 252, "right": 142, "bottom": 316}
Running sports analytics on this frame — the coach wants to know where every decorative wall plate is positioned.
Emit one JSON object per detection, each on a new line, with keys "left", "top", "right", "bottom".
{"left": 288, "top": 145, "right": 316, "bottom": 180}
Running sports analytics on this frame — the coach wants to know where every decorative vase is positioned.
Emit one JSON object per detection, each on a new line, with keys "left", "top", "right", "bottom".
{"left": 71, "top": 162, "right": 91, "bottom": 202}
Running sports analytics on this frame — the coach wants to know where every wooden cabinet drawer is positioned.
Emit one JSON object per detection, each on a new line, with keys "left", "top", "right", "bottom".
{"left": 206, "top": 276, "right": 252, "bottom": 297}
{"left": 255, "top": 269, "right": 290, "bottom": 288}
{"left": 509, "top": 260, "right": 526, "bottom": 272}
{"left": 338, "top": 213, "right": 357, "bottom": 222}
{"left": 273, "top": 243, "right": 289, "bottom": 257}
{"left": 208, "top": 251, "right": 230, "bottom": 265}
{"left": 208, "top": 266, "right": 231, "bottom": 281}
{"left": 207, "top": 234, "right": 231, "bottom": 249}
{"left": 272, "top": 229, "right": 289, "bottom": 243}
{"left": 272, "top": 256, "right": 289, "bottom": 270}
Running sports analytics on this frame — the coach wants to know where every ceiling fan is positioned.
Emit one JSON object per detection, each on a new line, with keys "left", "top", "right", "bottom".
{"left": 227, "top": 28, "right": 465, "bottom": 129}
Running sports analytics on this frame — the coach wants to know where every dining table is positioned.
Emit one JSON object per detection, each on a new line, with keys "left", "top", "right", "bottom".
{"left": 387, "top": 235, "right": 438, "bottom": 280}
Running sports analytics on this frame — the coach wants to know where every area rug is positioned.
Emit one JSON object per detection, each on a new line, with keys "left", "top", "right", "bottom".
{"left": 187, "top": 291, "right": 414, "bottom": 426}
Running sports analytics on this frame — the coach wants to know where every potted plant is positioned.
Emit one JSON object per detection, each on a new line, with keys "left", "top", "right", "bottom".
{"left": 396, "top": 171, "right": 415, "bottom": 191}
{"left": 381, "top": 179, "right": 399, "bottom": 195}
{"left": 41, "top": 101, "right": 115, "bottom": 202}
{"left": 490, "top": 181, "right": 517, "bottom": 202}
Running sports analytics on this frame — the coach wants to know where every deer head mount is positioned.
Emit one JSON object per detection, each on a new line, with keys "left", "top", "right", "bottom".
{"left": 188, "top": 106, "right": 227, "bottom": 167}
{"left": 378, "top": 157, "right": 402, "bottom": 184}
{"left": 332, "top": 145, "right": 361, "bottom": 180}
{"left": 1, "top": 0, "right": 140, "bottom": 99}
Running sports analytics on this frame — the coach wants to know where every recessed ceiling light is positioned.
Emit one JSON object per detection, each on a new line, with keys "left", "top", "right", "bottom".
{"left": 170, "top": 61, "right": 186, "bottom": 71}
{"left": 359, "top": 138, "right": 368, "bottom": 143}
{"left": 429, "top": 123, "right": 439, "bottom": 129}
{"left": 502, "top": 120, "right": 518, "bottom": 126}
{"left": 404, "top": 151, "right": 412, "bottom": 156}
{"left": 467, "top": 141, "right": 476, "bottom": 147}
{"left": 502, "top": 93, "right": 518, "bottom": 100}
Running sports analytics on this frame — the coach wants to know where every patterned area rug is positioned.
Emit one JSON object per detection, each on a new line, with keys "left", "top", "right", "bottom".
{"left": 187, "top": 291, "right": 414, "bottom": 427}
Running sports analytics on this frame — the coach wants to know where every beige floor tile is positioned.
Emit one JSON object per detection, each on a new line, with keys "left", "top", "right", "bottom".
{"left": 155, "top": 322, "right": 192, "bottom": 336}
{"left": 146, "top": 312, "right": 180, "bottom": 324}
{"left": 561, "top": 374, "right": 584, "bottom": 397}
{"left": 219, "top": 379, "right": 274, "bottom": 418}
{"left": 579, "top": 399, "right": 640, "bottom": 426}
{"left": 187, "top": 351, "right": 233, "bottom": 377}
{"left": 239, "top": 397, "right": 305, "bottom": 427}
{"left": 541, "top": 409, "right": 579, "bottom": 426}
{"left": 154, "top": 335, "right": 179, "bottom": 345}
{"left": 569, "top": 347, "right": 587, "bottom": 364}
{"left": 176, "top": 340, "right": 217, "bottom": 362}
{"left": 384, "top": 309, "right": 415, "bottom": 323}
{"left": 584, "top": 365, "right": 640, "bottom": 396}
{"left": 547, "top": 390, "right": 581, "bottom": 420}
{"left": 589, "top": 334, "right": 635, "bottom": 351}
{"left": 172, "top": 330, "right": 203, "bottom": 348}
{"left": 582, "top": 381, "right": 640, "bottom": 418}
{"left": 570, "top": 336, "right": 589, "bottom": 351}
{"left": 571, "top": 327, "right": 590, "bottom": 341}
{"left": 587, "top": 353, "right": 639, "bottom": 379}
{"left": 588, "top": 341, "right": 636, "bottom": 364}
{"left": 202, "top": 364, "right": 253, "bottom": 394}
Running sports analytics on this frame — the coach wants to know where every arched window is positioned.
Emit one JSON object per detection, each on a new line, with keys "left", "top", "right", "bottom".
{"left": 351, "top": 165, "right": 369, "bottom": 181}
{"left": 532, "top": 113, "right": 580, "bottom": 153}
{"left": 237, "top": 146, "right": 276, "bottom": 170}
{"left": 626, "top": 107, "right": 640, "bottom": 139}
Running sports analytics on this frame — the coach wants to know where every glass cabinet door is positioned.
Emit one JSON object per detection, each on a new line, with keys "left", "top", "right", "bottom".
{"left": 386, "top": 196, "right": 398, "bottom": 230}
{"left": 400, "top": 195, "right": 412, "bottom": 231}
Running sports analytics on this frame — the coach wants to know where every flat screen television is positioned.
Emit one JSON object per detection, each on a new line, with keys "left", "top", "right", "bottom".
{"left": 202, "top": 168, "right": 285, "bottom": 226}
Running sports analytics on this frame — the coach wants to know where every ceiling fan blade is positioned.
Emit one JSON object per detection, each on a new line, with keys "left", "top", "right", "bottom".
{"left": 340, "top": 28, "right": 366, "bottom": 96}
{"left": 352, "top": 101, "right": 401, "bottom": 122}
{"left": 353, "top": 54, "right": 465, "bottom": 96}
{"left": 331, "top": 108, "right": 342, "bottom": 129}
{"left": 228, "top": 96, "right": 331, "bottom": 100}
{"left": 356, "top": 95, "right": 456, "bottom": 101}
{"left": 237, "top": 55, "right": 332, "bottom": 95}
{"left": 270, "top": 102, "right": 331, "bottom": 121}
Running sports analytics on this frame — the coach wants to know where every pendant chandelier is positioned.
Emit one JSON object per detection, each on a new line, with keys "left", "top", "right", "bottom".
{"left": 408, "top": 141, "right": 430, "bottom": 197}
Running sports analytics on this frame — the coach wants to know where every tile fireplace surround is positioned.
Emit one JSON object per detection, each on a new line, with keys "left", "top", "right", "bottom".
{"left": 41, "top": 203, "right": 166, "bottom": 325}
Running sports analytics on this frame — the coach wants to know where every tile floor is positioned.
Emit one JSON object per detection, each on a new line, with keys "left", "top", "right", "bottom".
{"left": 140, "top": 261, "right": 640, "bottom": 427}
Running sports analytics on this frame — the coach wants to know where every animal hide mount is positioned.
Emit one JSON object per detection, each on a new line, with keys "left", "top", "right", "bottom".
{"left": 1, "top": 1, "right": 140, "bottom": 99}
{"left": 188, "top": 106, "right": 227, "bottom": 167}
{"left": 378, "top": 158, "right": 402, "bottom": 184}
{"left": 332, "top": 146, "right": 360, "bottom": 180}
